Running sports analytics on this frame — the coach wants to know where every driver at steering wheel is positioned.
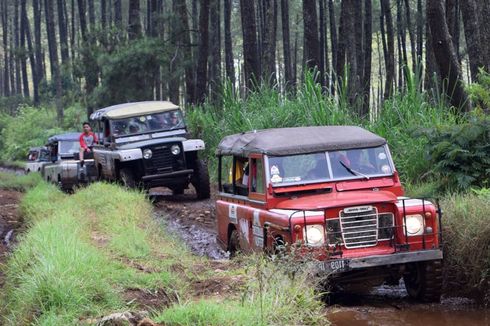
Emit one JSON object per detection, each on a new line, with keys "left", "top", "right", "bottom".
{"left": 347, "top": 150, "right": 375, "bottom": 173}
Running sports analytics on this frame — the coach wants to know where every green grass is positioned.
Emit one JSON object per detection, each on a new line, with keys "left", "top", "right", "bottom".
{"left": 0, "top": 171, "right": 42, "bottom": 192}
{"left": 1, "top": 180, "right": 326, "bottom": 325}
{"left": 441, "top": 191, "right": 490, "bottom": 303}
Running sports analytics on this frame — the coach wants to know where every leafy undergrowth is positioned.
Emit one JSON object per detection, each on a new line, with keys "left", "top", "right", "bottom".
{"left": 0, "top": 181, "right": 325, "bottom": 325}
{"left": 441, "top": 191, "right": 490, "bottom": 304}
{"left": 0, "top": 171, "right": 42, "bottom": 192}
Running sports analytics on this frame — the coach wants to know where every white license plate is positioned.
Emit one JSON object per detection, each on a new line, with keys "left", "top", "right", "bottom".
{"left": 318, "top": 259, "right": 349, "bottom": 273}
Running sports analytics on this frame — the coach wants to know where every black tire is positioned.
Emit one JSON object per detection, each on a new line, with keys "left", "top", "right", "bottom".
{"left": 191, "top": 159, "right": 210, "bottom": 200}
{"left": 119, "top": 168, "right": 137, "bottom": 188}
{"left": 26, "top": 169, "right": 30, "bottom": 174}
{"left": 172, "top": 187, "right": 185, "bottom": 195}
{"left": 404, "top": 260, "right": 443, "bottom": 302}
{"left": 228, "top": 229, "right": 241, "bottom": 258}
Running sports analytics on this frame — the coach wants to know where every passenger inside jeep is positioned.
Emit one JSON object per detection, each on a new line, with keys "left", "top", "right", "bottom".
{"left": 222, "top": 157, "right": 249, "bottom": 196}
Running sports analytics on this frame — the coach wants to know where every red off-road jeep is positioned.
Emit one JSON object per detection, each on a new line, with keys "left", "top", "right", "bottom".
{"left": 215, "top": 126, "right": 443, "bottom": 302}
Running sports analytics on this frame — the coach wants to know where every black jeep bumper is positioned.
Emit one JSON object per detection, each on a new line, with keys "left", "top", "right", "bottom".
{"left": 316, "top": 249, "right": 443, "bottom": 274}
{"left": 141, "top": 169, "right": 193, "bottom": 187}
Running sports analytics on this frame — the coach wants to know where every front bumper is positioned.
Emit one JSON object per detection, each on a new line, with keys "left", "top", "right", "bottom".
{"left": 141, "top": 169, "right": 194, "bottom": 187}
{"left": 316, "top": 249, "right": 443, "bottom": 274}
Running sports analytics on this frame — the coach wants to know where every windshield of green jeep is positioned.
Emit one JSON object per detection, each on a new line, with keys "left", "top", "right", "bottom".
{"left": 268, "top": 146, "right": 393, "bottom": 186}
{"left": 110, "top": 109, "right": 185, "bottom": 137}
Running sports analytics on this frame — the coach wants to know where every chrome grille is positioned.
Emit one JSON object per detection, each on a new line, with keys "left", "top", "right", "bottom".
{"left": 339, "top": 206, "right": 378, "bottom": 248}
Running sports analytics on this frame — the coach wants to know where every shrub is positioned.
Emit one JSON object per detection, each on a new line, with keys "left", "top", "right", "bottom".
{"left": 418, "top": 115, "right": 490, "bottom": 191}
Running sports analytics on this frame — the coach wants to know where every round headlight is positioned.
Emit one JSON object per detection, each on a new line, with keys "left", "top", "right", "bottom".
{"left": 171, "top": 145, "right": 181, "bottom": 155}
{"left": 304, "top": 225, "right": 325, "bottom": 246}
{"left": 143, "top": 149, "right": 152, "bottom": 159}
{"left": 404, "top": 215, "right": 423, "bottom": 236}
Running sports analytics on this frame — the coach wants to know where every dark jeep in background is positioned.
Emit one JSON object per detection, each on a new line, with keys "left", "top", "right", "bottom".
{"left": 90, "top": 101, "right": 210, "bottom": 199}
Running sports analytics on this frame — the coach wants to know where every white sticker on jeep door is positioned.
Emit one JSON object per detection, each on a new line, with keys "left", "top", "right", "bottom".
{"left": 239, "top": 218, "right": 250, "bottom": 244}
{"left": 228, "top": 204, "right": 237, "bottom": 224}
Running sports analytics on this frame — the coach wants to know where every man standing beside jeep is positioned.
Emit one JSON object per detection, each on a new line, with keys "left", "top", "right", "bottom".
{"left": 79, "top": 122, "right": 98, "bottom": 165}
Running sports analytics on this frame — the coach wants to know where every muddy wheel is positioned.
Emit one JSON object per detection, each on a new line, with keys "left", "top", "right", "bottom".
{"left": 228, "top": 229, "right": 241, "bottom": 257}
{"left": 403, "top": 260, "right": 443, "bottom": 302}
{"left": 191, "top": 159, "right": 210, "bottom": 200}
{"left": 119, "top": 168, "right": 136, "bottom": 188}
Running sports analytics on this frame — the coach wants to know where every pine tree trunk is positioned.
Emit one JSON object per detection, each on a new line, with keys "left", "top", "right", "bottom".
{"left": 209, "top": 0, "right": 221, "bottom": 101}
{"left": 44, "top": 0, "right": 63, "bottom": 122}
{"left": 262, "top": 0, "right": 276, "bottom": 84}
{"left": 2, "top": 0, "right": 10, "bottom": 96}
{"left": 460, "top": 0, "right": 483, "bottom": 82}
{"left": 361, "top": 0, "right": 372, "bottom": 118}
{"left": 87, "top": 0, "right": 95, "bottom": 27}
{"left": 224, "top": 0, "right": 235, "bottom": 87}
{"left": 404, "top": 0, "right": 416, "bottom": 71}
{"left": 114, "top": 0, "right": 122, "bottom": 28}
{"left": 14, "top": 0, "right": 22, "bottom": 95}
{"left": 240, "top": 0, "right": 260, "bottom": 89}
{"left": 381, "top": 0, "right": 395, "bottom": 99}
{"left": 416, "top": 0, "right": 423, "bottom": 66}
{"left": 101, "top": 0, "right": 107, "bottom": 29}
{"left": 318, "top": 0, "right": 326, "bottom": 87}
{"left": 328, "top": 0, "right": 337, "bottom": 93}
{"left": 78, "top": 0, "right": 88, "bottom": 41}
{"left": 195, "top": 0, "right": 210, "bottom": 103}
{"left": 128, "top": 0, "right": 142, "bottom": 40}
{"left": 22, "top": 0, "right": 37, "bottom": 101}
{"left": 57, "top": 0, "right": 70, "bottom": 65}
{"left": 427, "top": 0, "right": 468, "bottom": 111}
{"left": 303, "top": 0, "right": 320, "bottom": 71}
{"left": 173, "top": 0, "right": 194, "bottom": 104}
{"left": 20, "top": 0, "right": 29, "bottom": 97}
{"left": 280, "top": 0, "right": 293, "bottom": 91}
{"left": 478, "top": 0, "right": 490, "bottom": 71}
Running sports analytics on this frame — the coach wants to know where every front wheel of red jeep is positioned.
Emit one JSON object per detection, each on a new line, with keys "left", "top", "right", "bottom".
{"left": 228, "top": 229, "right": 241, "bottom": 258}
{"left": 403, "top": 260, "right": 443, "bottom": 302}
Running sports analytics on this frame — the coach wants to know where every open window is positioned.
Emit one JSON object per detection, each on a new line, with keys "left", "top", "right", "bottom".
{"left": 218, "top": 155, "right": 250, "bottom": 197}
{"left": 249, "top": 156, "right": 265, "bottom": 195}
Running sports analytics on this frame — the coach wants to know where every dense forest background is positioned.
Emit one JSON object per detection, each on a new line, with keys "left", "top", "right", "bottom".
{"left": 0, "top": 0, "right": 489, "bottom": 192}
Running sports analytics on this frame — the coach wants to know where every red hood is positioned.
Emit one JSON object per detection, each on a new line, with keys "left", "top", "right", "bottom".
{"left": 274, "top": 190, "right": 397, "bottom": 210}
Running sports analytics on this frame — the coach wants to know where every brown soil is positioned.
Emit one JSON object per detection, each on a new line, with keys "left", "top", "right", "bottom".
{"left": 0, "top": 189, "right": 22, "bottom": 288}
{"left": 123, "top": 288, "right": 176, "bottom": 311}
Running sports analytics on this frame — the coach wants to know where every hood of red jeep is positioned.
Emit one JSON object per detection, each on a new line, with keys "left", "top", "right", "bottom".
{"left": 274, "top": 190, "right": 397, "bottom": 210}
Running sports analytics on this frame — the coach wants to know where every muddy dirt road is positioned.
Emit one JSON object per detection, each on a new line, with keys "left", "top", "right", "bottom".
{"left": 151, "top": 187, "right": 489, "bottom": 326}
{"left": 0, "top": 189, "right": 22, "bottom": 288}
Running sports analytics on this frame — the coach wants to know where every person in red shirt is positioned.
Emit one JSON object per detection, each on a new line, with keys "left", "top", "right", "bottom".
{"left": 79, "top": 122, "right": 98, "bottom": 165}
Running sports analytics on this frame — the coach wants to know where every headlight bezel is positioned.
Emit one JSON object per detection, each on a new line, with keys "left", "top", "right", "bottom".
{"left": 143, "top": 149, "right": 153, "bottom": 159}
{"left": 403, "top": 214, "right": 424, "bottom": 236}
{"left": 171, "top": 144, "right": 181, "bottom": 155}
{"left": 303, "top": 224, "right": 325, "bottom": 247}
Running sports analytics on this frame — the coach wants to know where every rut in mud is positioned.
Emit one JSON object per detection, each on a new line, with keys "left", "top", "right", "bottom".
{"left": 0, "top": 189, "right": 22, "bottom": 288}
{"left": 150, "top": 187, "right": 489, "bottom": 326}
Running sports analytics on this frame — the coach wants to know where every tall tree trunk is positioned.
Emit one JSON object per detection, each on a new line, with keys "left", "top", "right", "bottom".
{"left": 343, "top": 0, "right": 358, "bottom": 105}
{"left": 78, "top": 0, "right": 88, "bottom": 41}
{"left": 128, "top": 0, "right": 142, "bottom": 39}
{"left": 57, "top": 0, "right": 69, "bottom": 65}
{"left": 87, "top": 0, "right": 95, "bottom": 27}
{"left": 195, "top": 0, "right": 210, "bottom": 103}
{"left": 173, "top": 0, "right": 194, "bottom": 104}
{"left": 361, "top": 0, "right": 372, "bottom": 118}
{"left": 460, "top": 0, "right": 483, "bottom": 82}
{"left": 224, "top": 0, "right": 235, "bottom": 87}
{"left": 45, "top": 0, "right": 63, "bottom": 122}
{"left": 33, "top": 0, "right": 43, "bottom": 102}
{"left": 209, "top": 0, "right": 221, "bottom": 100}
{"left": 20, "top": 0, "right": 29, "bottom": 97}
{"left": 2, "top": 0, "right": 10, "bottom": 96}
{"left": 319, "top": 0, "right": 326, "bottom": 87}
{"left": 328, "top": 0, "right": 337, "bottom": 93}
{"left": 427, "top": 0, "right": 468, "bottom": 111}
{"left": 445, "top": 0, "right": 460, "bottom": 62}
{"left": 381, "top": 0, "right": 395, "bottom": 99}
{"left": 114, "top": 0, "right": 122, "bottom": 28}
{"left": 14, "top": 0, "right": 22, "bottom": 95}
{"left": 280, "top": 0, "right": 293, "bottom": 90}
{"left": 416, "top": 0, "right": 423, "bottom": 67}
{"left": 478, "top": 0, "right": 490, "bottom": 71}
{"left": 101, "top": 0, "right": 107, "bottom": 29}
{"left": 22, "top": 0, "right": 37, "bottom": 100}
{"left": 262, "top": 0, "right": 276, "bottom": 84}
{"left": 303, "top": 0, "right": 320, "bottom": 71}
{"left": 404, "top": 0, "right": 416, "bottom": 71}
{"left": 354, "top": 0, "right": 363, "bottom": 95}
{"left": 240, "top": 0, "right": 260, "bottom": 89}
{"left": 70, "top": 0, "right": 76, "bottom": 62}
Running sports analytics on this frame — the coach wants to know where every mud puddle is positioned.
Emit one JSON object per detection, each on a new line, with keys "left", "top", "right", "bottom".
{"left": 327, "top": 284, "right": 489, "bottom": 325}
{"left": 150, "top": 188, "right": 227, "bottom": 260}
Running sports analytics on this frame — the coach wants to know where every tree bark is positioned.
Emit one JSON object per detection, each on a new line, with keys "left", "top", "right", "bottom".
{"left": 319, "top": 0, "right": 326, "bottom": 87}
{"left": 173, "top": 0, "right": 194, "bottom": 104}
{"left": 20, "top": 0, "right": 29, "bottom": 97}
{"left": 381, "top": 0, "right": 395, "bottom": 99}
{"left": 14, "top": 0, "right": 22, "bottom": 95}
{"left": 2, "top": 0, "right": 10, "bottom": 96}
{"left": 87, "top": 0, "right": 95, "bottom": 27}
{"left": 224, "top": 0, "right": 235, "bottom": 87}
{"left": 78, "top": 0, "right": 88, "bottom": 41}
{"left": 57, "top": 0, "right": 70, "bottom": 65}
{"left": 195, "top": 0, "right": 210, "bottom": 103}
{"left": 460, "top": 0, "right": 483, "bottom": 82}
{"left": 478, "top": 0, "right": 490, "bottom": 71}
{"left": 261, "top": 0, "right": 276, "bottom": 84}
{"left": 101, "top": 0, "right": 107, "bottom": 29}
{"left": 114, "top": 0, "right": 122, "bottom": 28}
{"left": 416, "top": 0, "right": 423, "bottom": 66}
{"left": 280, "top": 0, "right": 293, "bottom": 90}
{"left": 240, "top": 0, "right": 260, "bottom": 89}
{"left": 44, "top": 0, "right": 63, "bottom": 122}
{"left": 361, "top": 0, "right": 372, "bottom": 118}
{"left": 328, "top": 0, "right": 337, "bottom": 93}
{"left": 209, "top": 0, "right": 221, "bottom": 100}
{"left": 427, "top": 0, "right": 468, "bottom": 111}
{"left": 128, "top": 0, "right": 142, "bottom": 40}
{"left": 404, "top": 0, "right": 416, "bottom": 71}
{"left": 303, "top": 0, "right": 320, "bottom": 71}
{"left": 22, "top": 0, "right": 37, "bottom": 100}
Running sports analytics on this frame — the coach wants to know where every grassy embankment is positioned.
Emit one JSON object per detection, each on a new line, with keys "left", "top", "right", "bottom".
{"left": 0, "top": 177, "right": 325, "bottom": 325}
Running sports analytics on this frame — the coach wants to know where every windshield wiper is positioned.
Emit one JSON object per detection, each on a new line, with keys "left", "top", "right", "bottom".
{"left": 339, "top": 161, "right": 370, "bottom": 180}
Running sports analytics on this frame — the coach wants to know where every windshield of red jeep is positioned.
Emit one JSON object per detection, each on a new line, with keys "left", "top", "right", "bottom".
{"left": 268, "top": 146, "right": 393, "bottom": 186}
